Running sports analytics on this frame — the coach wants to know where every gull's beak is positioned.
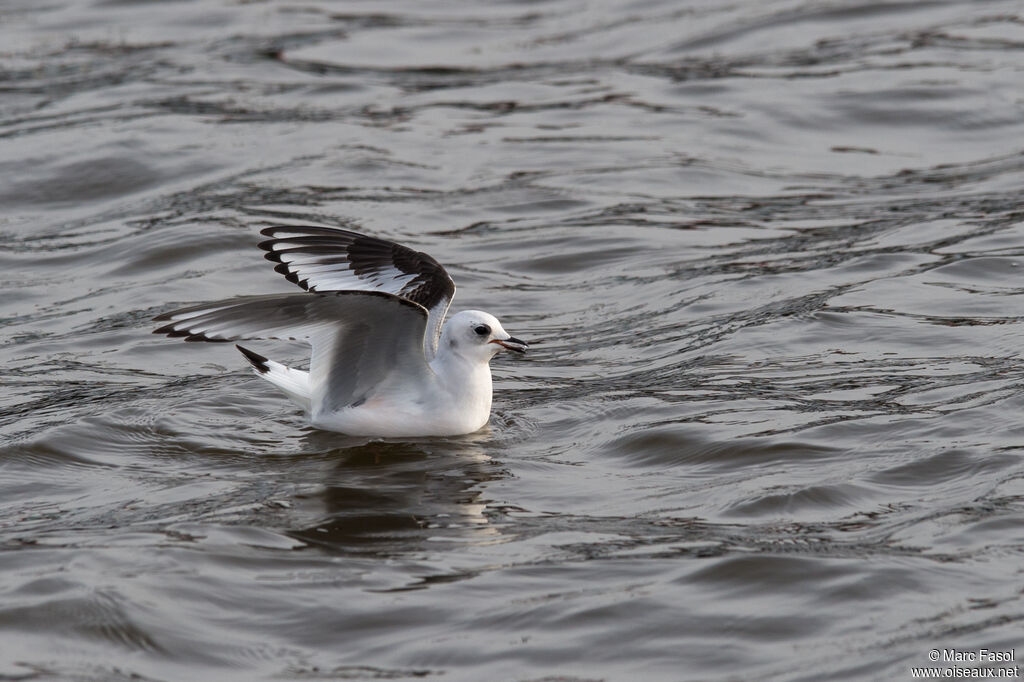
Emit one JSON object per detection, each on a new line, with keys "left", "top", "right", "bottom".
{"left": 490, "top": 336, "right": 528, "bottom": 354}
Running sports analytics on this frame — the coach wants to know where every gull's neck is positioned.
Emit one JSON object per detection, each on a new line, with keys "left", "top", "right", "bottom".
{"left": 429, "top": 343, "right": 494, "bottom": 421}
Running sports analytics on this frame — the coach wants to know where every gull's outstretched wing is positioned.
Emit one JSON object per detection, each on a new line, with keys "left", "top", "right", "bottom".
{"left": 258, "top": 226, "right": 455, "bottom": 360}
{"left": 154, "top": 290, "right": 432, "bottom": 412}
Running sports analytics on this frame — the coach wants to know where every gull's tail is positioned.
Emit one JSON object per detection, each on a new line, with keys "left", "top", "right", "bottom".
{"left": 236, "top": 345, "right": 311, "bottom": 413}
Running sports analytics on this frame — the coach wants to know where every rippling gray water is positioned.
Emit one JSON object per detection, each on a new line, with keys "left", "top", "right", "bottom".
{"left": 3, "top": 1, "right": 1024, "bottom": 680}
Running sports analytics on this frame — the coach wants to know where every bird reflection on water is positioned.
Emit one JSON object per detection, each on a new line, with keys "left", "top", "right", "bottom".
{"left": 286, "top": 434, "right": 503, "bottom": 560}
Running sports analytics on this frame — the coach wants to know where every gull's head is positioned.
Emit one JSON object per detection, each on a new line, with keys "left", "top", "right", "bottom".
{"left": 442, "top": 310, "right": 528, "bottom": 363}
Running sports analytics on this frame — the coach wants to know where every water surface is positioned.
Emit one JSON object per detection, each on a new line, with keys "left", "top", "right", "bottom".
{"left": 2, "top": 0, "right": 1024, "bottom": 680}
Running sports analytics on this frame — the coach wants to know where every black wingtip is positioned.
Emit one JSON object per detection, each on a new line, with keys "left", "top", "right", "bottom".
{"left": 236, "top": 344, "right": 270, "bottom": 373}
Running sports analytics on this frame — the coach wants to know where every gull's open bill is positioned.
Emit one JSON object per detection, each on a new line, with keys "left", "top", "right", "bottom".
{"left": 490, "top": 338, "right": 528, "bottom": 353}
{"left": 154, "top": 226, "right": 528, "bottom": 436}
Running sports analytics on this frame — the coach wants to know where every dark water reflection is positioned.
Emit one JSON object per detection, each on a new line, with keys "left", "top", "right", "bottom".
{"left": 287, "top": 438, "right": 506, "bottom": 558}
{"left": 3, "top": 0, "right": 1024, "bottom": 680}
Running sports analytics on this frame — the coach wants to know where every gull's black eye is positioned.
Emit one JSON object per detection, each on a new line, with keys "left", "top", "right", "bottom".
{"left": 474, "top": 324, "right": 490, "bottom": 336}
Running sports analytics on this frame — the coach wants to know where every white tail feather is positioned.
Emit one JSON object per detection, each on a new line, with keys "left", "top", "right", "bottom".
{"left": 258, "top": 360, "right": 311, "bottom": 413}
{"left": 236, "top": 345, "right": 311, "bottom": 413}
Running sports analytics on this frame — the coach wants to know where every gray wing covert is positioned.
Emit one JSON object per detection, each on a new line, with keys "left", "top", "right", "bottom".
{"left": 307, "top": 293, "right": 433, "bottom": 414}
{"left": 154, "top": 291, "right": 432, "bottom": 412}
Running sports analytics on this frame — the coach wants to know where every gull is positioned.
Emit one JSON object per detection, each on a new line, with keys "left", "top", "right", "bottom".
{"left": 153, "top": 226, "right": 527, "bottom": 436}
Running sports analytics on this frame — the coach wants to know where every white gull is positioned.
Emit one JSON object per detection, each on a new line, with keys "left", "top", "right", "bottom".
{"left": 154, "top": 226, "right": 527, "bottom": 436}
